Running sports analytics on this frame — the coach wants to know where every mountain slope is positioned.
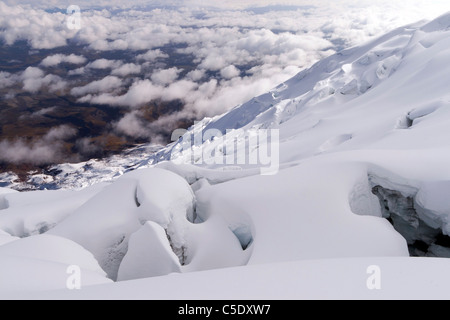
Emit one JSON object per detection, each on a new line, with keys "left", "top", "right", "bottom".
{"left": 160, "top": 14, "right": 450, "bottom": 166}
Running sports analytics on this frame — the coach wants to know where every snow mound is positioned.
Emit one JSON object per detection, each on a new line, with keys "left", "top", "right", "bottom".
{"left": 118, "top": 221, "right": 182, "bottom": 281}
{"left": 0, "top": 184, "right": 106, "bottom": 238}
{"left": 49, "top": 168, "right": 195, "bottom": 280}
{"left": 0, "top": 234, "right": 106, "bottom": 273}
{"left": 0, "top": 234, "right": 110, "bottom": 293}
{"left": 0, "top": 187, "right": 17, "bottom": 210}
{"left": 0, "top": 229, "right": 18, "bottom": 246}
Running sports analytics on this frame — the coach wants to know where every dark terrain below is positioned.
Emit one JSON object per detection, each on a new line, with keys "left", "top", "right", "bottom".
{"left": 0, "top": 41, "right": 195, "bottom": 177}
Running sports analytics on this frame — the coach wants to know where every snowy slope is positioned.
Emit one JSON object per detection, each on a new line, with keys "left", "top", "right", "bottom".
{"left": 0, "top": 144, "right": 163, "bottom": 191}
{"left": 2, "top": 13, "right": 450, "bottom": 298}
{"left": 160, "top": 15, "right": 450, "bottom": 167}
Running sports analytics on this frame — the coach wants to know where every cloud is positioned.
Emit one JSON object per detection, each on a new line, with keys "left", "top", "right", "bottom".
{"left": 87, "top": 59, "right": 122, "bottom": 70}
{"left": 186, "top": 69, "right": 205, "bottom": 82}
{"left": 111, "top": 63, "right": 142, "bottom": 77}
{"left": 30, "top": 106, "right": 58, "bottom": 117}
{"left": 0, "top": 140, "right": 60, "bottom": 165}
{"left": 162, "top": 80, "right": 198, "bottom": 101}
{"left": 19, "top": 106, "right": 58, "bottom": 120}
{"left": 40, "top": 54, "right": 87, "bottom": 67}
{"left": 114, "top": 110, "right": 151, "bottom": 138}
{"left": 81, "top": 77, "right": 202, "bottom": 109}
{"left": 151, "top": 67, "right": 182, "bottom": 85}
{"left": 113, "top": 110, "right": 173, "bottom": 144}
{"left": 0, "top": 125, "right": 78, "bottom": 165}
{"left": 71, "top": 76, "right": 123, "bottom": 96}
{"left": 68, "top": 67, "right": 86, "bottom": 76}
{"left": 0, "top": 71, "right": 18, "bottom": 89}
{"left": 20, "top": 67, "right": 67, "bottom": 93}
{"left": 21, "top": 66, "right": 44, "bottom": 80}
{"left": 75, "top": 137, "right": 102, "bottom": 157}
{"left": 136, "top": 49, "right": 169, "bottom": 62}
{"left": 81, "top": 65, "right": 300, "bottom": 123}
{"left": 6, "top": 0, "right": 450, "bottom": 15}
{"left": 44, "top": 125, "right": 78, "bottom": 141}
{"left": 220, "top": 65, "right": 240, "bottom": 79}
{"left": 0, "top": 2, "right": 73, "bottom": 49}
{"left": 82, "top": 80, "right": 162, "bottom": 107}
{"left": 67, "top": 58, "right": 126, "bottom": 77}
{"left": 1, "top": 1, "right": 450, "bottom": 51}
{"left": 3, "top": 0, "right": 450, "bottom": 152}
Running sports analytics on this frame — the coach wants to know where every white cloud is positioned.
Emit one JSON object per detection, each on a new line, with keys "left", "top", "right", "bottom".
{"left": 186, "top": 69, "right": 205, "bottom": 81}
{"left": 151, "top": 68, "right": 182, "bottom": 86}
{"left": 21, "top": 67, "right": 66, "bottom": 93}
{"left": 44, "top": 125, "right": 78, "bottom": 141}
{"left": 34, "top": 106, "right": 57, "bottom": 116}
{"left": 80, "top": 65, "right": 300, "bottom": 122}
{"left": 220, "top": 65, "right": 240, "bottom": 79}
{"left": 0, "top": 71, "right": 18, "bottom": 89}
{"left": 87, "top": 59, "right": 122, "bottom": 70}
{"left": 163, "top": 80, "right": 198, "bottom": 101}
{"left": 71, "top": 76, "right": 123, "bottom": 96}
{"left": 2, "top": 1, "right": 450, "bottom": 51}
{"left": 21, "top": 67, "right": 44, "bottom": 80}
{"left": 68, "top": 67, "right": 86, "bottom": 76}
{"left": 0, "top": 125, "right": 77, "bottom": 165}
{"left": 75, "top": 137, "right": 102, "bottom": 157}
{"left": 40, "top": 54, "right": 87, "bottom": 67}
{"left": 82, "top": 78, "right": 200, "bottom": 108}
{"left": 19, "top": 107, "right": 58, "bottom": 120}
{"left": 183, "top": 65, "right": 301, "bottom": 117}
{"left": 47, "top": 75, "right": 67, "bottom": 92}
{"left": 0, "top": 2, "right": 73, "bottom": 49}
{"left": 114, "top": 110, "right": 150, "bottom": 138}
{"left": 0, "top": 139, "right": 59, "bottom": 165}
{"left": 136, "top": 49, "right": 169, "bottom": 62}
{"left": 111, "top": 63, "right": 142, "bottom": 77}
{"left": 83, "top": 80, "right": 162, "bottom": 107}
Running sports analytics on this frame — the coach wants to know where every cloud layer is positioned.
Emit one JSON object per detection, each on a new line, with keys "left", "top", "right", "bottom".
{"left": 40, "top": 54, "right": 87, "bottom": 67}
{"left": 0, "top": 125, "right": 77, "bottom": 165}
{"left": 1, "top": 0, "right": 450, "bottom": 149}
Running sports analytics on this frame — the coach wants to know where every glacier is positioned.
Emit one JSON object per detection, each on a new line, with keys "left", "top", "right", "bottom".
{"left": 2, "top": 13, "right": 450, "bottom": 299}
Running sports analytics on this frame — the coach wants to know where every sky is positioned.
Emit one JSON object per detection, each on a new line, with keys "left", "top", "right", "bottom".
{"left": 1, "top": 0, "right": 450, "bottom": 164}
{"left": 3, "top": 0, "right": 450, "bottom": 12}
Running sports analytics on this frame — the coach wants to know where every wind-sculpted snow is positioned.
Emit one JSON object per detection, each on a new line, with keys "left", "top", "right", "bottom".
{"left": 118, "top": 221, "right": 182, "bottom": 281}
{"left": 47, "top": 168, "right": 197, "bottom": 280}
{"left": 0, "top": 185, "right": 106, "bottom": 238}
{"left": 0, "top": 234, "right": 111, "bottom": 293}
{"left": 41, "top": 168, "right": 252, "bottom": 281}
{"left": 0, "top": 229, "right": 18, "bottom": 246}
{"left": 0, "top": 187, "right": 17, "bottom": 210}
{"left": 2, "top": 13, "right": 450, "bottom": 298}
